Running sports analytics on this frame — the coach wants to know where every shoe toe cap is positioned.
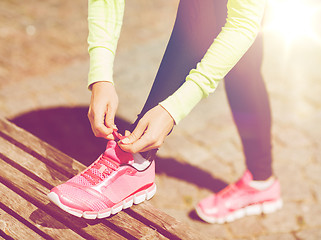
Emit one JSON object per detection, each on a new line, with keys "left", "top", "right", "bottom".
{"left": 49, "top": 184, "right": 107, "bottom": 212}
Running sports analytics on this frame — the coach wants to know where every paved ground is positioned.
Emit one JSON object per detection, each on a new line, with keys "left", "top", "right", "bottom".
{"left": 1, "top": 1, "right": 321, "bottom": 239}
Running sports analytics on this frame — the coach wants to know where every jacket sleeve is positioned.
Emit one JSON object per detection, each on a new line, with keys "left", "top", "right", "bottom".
{"left": 159, "top": 0, "right": 266, "bottom": 124}
{"left": 87, "top": 0, "right": 125, "bottom": 89}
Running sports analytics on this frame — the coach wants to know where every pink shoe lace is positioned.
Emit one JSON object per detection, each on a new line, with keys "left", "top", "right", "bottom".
{"left": 81, "top": 152, "right": 120, "bottom": 185}
{"left": 80, "top": 130, "right": 130, "bottom": 185}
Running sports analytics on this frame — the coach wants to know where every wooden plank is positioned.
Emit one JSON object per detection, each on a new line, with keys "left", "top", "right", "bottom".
{"left": 0, "top": 135, "right": 168, "bottom": 240}
{"left": 104, "top": 214, "right": 168, "bottom": 240}
{"left": 0, "top": 157, "right": 127, "bottom": 240}
{"left": 127, "top": 203, "right": 202, "bottom": 240}
{"left": 0, "top": 208, "right": 44, "bottom": 240}
{"left": 0, "top": 118, "right": 83, "bottom": 178}
{"left": 0, "top": 183, "right": 86, "bottom": 240}
{"left": 0, "top": 136, "right": 69, "bottom": 189}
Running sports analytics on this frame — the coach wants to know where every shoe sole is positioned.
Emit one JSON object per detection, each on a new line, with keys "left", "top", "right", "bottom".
{"left": 195, "top": 198, "right": 283, "bottom": 224}
{"left": 47, "top": 183, "right": 157, "bottom": 219}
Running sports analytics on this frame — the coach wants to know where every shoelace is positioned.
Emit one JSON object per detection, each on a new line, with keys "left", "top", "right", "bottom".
{"left": 81, "top": 130, "right": 126, "bottom": 185}
{"left": 81, "top": 153, "right": 119, "bottom": 185}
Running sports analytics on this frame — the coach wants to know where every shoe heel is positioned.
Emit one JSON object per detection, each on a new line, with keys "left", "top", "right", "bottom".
{"left": 134, "top": 193, "right": 147, "bottom": 204}
{"left": 146, "top": 183, "right": 157, "bottom": 200}
{"left": 133, "top": 183, "right": 157, "bottom": 204}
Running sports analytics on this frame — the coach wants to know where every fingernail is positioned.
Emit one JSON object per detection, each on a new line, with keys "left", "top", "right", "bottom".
{"left": 106, "top": 134, "right": 114, "bottom": 140}
{"left": 121, "top": 138, "right": 130, "bottom": 144}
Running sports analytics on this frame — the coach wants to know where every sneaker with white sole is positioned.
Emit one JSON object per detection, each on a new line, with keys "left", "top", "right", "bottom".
{"left": 195, "top": 170, "right": 282, "bottom": 224}
{"left": 47, "top": 133, "right": 156, "bottom": 219}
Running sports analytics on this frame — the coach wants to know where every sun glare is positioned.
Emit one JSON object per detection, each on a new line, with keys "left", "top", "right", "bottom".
{"left": 264, "top": 0, "right": 321, "bottom": 45}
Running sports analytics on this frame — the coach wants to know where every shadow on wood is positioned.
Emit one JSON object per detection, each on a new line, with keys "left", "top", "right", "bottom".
{"left": 11, "top": 107, "right": 227, "bottom": 193}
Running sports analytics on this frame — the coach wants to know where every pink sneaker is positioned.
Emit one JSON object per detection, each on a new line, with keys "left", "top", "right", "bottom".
{"left": 195, "top": 170, "right": 282, "bottom": 224}
{"left": 47, "top": 134, "right": 156, "bottom": 219}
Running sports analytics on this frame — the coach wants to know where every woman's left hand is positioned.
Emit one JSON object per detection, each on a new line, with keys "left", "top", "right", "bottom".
{"left": 118, "top": 105, "right": 174, "bottom": 153}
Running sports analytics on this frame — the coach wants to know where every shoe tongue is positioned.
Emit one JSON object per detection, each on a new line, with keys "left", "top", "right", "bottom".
{"left": 104, "top": 140, "right": 133, "bottom": 164}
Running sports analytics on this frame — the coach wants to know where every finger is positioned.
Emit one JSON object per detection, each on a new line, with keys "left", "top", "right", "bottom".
{"left": 119, "top": 139, "right": 150, "bottom": 153}
{"left": 91, "top": 112, "right": 114, "bottom": 139}
{"left": 88, "top": 106, "right": 109, "bottom": 137}
{"left": 95, "top": 125, "right": 114, "bottom": 139}
{"left": 120, "top": 120, "right": 147, "bottom": 145}
{"left": 124, "top": 130, "right": 131, "bottom": 137}
{"left": 125, "top": 143, "right": 155, "bottom": 153}
{"left": 120, "top": 133, "right": 159, "bottom": 153}
{"left": 106, "top": 133, "right": 116, "bottom": 140}
{"left": 105, "top": 104, "right": 117, "bottom": 129}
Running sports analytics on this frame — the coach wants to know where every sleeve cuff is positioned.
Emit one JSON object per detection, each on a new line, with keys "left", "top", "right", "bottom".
{"left": 159, "top": 80, "right": 205, "bottom": 124}
{"left": 88, "top": 47, "right": 115, "bottom": 90}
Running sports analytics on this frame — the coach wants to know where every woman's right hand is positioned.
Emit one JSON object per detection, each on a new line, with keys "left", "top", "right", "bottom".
{"left": 88, "top": 81, "right": 118, "bottom": 140}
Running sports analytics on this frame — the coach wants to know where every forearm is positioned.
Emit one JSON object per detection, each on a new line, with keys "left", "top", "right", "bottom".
{"left": 87, "top": 0, "right": 125, "bottom": 89}
{"left": 160, "top": 0, "right": 266, "bottom": 124}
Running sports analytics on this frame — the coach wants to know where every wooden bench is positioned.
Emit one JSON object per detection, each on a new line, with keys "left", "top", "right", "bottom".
{"left": 0, "top": 117, "right": 201, "bottom": 240}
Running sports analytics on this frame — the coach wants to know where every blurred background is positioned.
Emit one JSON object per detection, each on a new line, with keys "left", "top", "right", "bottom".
{"left": 1, "top": 0, "right": 321, "bottom": 239}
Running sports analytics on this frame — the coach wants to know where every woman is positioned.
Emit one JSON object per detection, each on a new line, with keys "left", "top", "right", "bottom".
{"left": 48, "top": 0, "right": 282, "bottom": 224}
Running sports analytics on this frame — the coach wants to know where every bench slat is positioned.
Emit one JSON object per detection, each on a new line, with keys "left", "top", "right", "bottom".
{"left": 102, "top": 213, "right": 168, "bottom": 240}
{"left": 0, "top": 118, "right": 83, "bottom": 178}
{"left": 0, "top": 208, "right": 45, "bottom": 240}
{"left": 0, "top": 183, "right": 86, "bottom": 240}
{"left": 0, "top": 136, "right": 69, "bottom": 188}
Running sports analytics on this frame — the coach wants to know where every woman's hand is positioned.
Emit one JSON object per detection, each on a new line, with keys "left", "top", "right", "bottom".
{"left": 119, "top": 105, "right": 175, "bottom": 153}
{"left": 88, "top": 81, "right": 118, "bottom": 140}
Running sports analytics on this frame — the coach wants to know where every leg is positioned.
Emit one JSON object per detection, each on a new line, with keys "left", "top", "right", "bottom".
{"left": 131, "top": 0, "right": 227, "bottom": 130}
{"left": 198, "top": 56, "right": 282, "bottom": 223}
{"left": 224, "top": 32, "right": 273, "bottom": 180}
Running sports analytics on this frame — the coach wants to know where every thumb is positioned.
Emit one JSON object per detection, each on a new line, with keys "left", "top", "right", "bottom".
{"left": 121, "top": 121, "right": 146, "bottom": 145}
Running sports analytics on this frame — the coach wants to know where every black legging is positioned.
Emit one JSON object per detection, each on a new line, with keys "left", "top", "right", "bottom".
{"left": 132, "top": 0, "right": 272, "bottom": 180}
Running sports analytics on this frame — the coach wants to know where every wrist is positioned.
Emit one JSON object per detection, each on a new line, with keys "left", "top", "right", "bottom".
{"left": 158, "top": 104, "right": 175, "bottom": 126}
{"left": 158, "top": 104, "right": 176, "bottom": 125}
{"left": 91, "top": 81, "right": 114, "bottom": 91}
{"left": 92, "top": 81, "right": 113, "bottom": 87}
